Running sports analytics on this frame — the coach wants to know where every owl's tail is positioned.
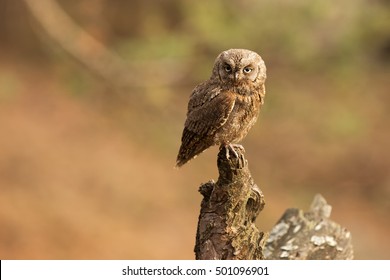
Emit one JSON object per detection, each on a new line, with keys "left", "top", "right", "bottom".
{"left": 175, "top": 128, "right": 212, "bottom": 168}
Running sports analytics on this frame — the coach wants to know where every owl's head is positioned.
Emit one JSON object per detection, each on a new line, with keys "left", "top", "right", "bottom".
{"left": 213, "top": 49, "right": 266, "bottom": 86}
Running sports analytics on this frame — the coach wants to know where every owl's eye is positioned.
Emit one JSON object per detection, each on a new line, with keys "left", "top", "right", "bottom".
{"left": 224, "top": 64, "right": 232, "bottom": 73}
{"left": 243, "top": 67, "right": 252, "bottom": 74}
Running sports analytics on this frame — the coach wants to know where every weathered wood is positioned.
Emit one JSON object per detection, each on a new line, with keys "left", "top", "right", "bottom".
{"left": 195, "top": 146, "right": 266, "bottom": 260}
{"left": 264, "top": 194, "right": 354, "bottom": 260}
{"left": 195, "top": 146, "right": 354, "bottom": 260}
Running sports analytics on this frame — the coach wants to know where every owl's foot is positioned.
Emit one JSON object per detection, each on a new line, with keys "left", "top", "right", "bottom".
{"left": 224, "top": 144, "right": 245, "bottom": 159}
{"left": 221, "top": 144, "right": 246, "bottom": 168}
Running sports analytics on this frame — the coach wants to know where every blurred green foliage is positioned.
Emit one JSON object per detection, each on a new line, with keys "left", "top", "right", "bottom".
{"left": 77, "top": 0, "right": 390, "bottom": 72}
{"left": 2, "top": 0, "right": 388, "bottom": 74}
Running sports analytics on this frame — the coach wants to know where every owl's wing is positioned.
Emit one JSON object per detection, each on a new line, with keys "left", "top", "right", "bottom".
{"left": 185, "top": 86, "right": 235, "bottom": 136}
{"left": 176, "top": 84, "right": 235, "bottom": 167}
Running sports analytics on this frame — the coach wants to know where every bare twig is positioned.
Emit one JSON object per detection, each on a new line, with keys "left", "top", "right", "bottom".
{"left": 23, "top": 0, "right": 184, "bottom": 90}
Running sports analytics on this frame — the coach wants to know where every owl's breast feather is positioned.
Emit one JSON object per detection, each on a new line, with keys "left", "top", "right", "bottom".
{"left": 214, "top": 92, "right": 262, "bottom": 144}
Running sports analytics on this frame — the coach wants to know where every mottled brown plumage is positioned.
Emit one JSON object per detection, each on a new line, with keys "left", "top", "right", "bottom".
{"left": 176, "top": 49, "right": 267, "bottom": 167}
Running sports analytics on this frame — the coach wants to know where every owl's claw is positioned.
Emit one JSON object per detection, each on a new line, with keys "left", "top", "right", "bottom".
{"left": 222, "top": 144, "right": 246, "bottom": 169}
{"left": 224, "top": 144, "right": 245, "bottom": 159}
{"left": 218, "top": 144, "right": 246, "bottom": 169}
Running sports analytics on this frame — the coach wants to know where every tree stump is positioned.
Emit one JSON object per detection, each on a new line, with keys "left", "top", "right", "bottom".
{"left": 195, "top": 146, "right": 266, "bottom": 260}
{"left": 195, "top": 146, "right": 353, "bottom": 260}
{"left": 264, "top": 194, "right": 354, "bottom": 260}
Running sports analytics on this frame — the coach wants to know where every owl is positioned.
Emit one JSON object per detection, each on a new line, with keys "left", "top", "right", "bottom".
{"left": 176, "top": 49, "right": 267, "bottom": 167}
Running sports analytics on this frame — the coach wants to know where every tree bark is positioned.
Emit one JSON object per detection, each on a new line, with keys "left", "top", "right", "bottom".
{"left": 195, "top": 146, "right": 266, "bottom": 260}
{"left": 195, "top": 146, "right": 353, "bottom": 260}
{"left": 264, "top": 194, "right": 354, "bottom": 260}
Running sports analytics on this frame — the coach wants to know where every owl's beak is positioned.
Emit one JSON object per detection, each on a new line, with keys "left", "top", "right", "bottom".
{"left": 234, "top": 72, "right": 240, "bottom": 83}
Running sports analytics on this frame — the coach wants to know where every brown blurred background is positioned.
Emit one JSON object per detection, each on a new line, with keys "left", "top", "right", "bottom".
{"left": 0, "top": 0, "right": 389, "bottom": 259}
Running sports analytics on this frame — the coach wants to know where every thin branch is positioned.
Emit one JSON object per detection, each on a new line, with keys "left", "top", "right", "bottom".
{"left": 22, "top": 0, "right": 184, "bottom": 90}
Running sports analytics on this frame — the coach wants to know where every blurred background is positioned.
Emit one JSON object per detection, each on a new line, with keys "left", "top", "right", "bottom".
{"left": 0, "top": 0, "right": 389, "bottom": 259}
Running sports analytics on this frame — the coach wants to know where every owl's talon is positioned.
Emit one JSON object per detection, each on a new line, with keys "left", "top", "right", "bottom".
{"left": 220, "top": 144, "right": 246, "bottom": 168}
{"left": 225, "top": 144, "right": 244, "bottom": 159}
{"left": 225, "top": 146, "right": 231, "bottom": 159}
